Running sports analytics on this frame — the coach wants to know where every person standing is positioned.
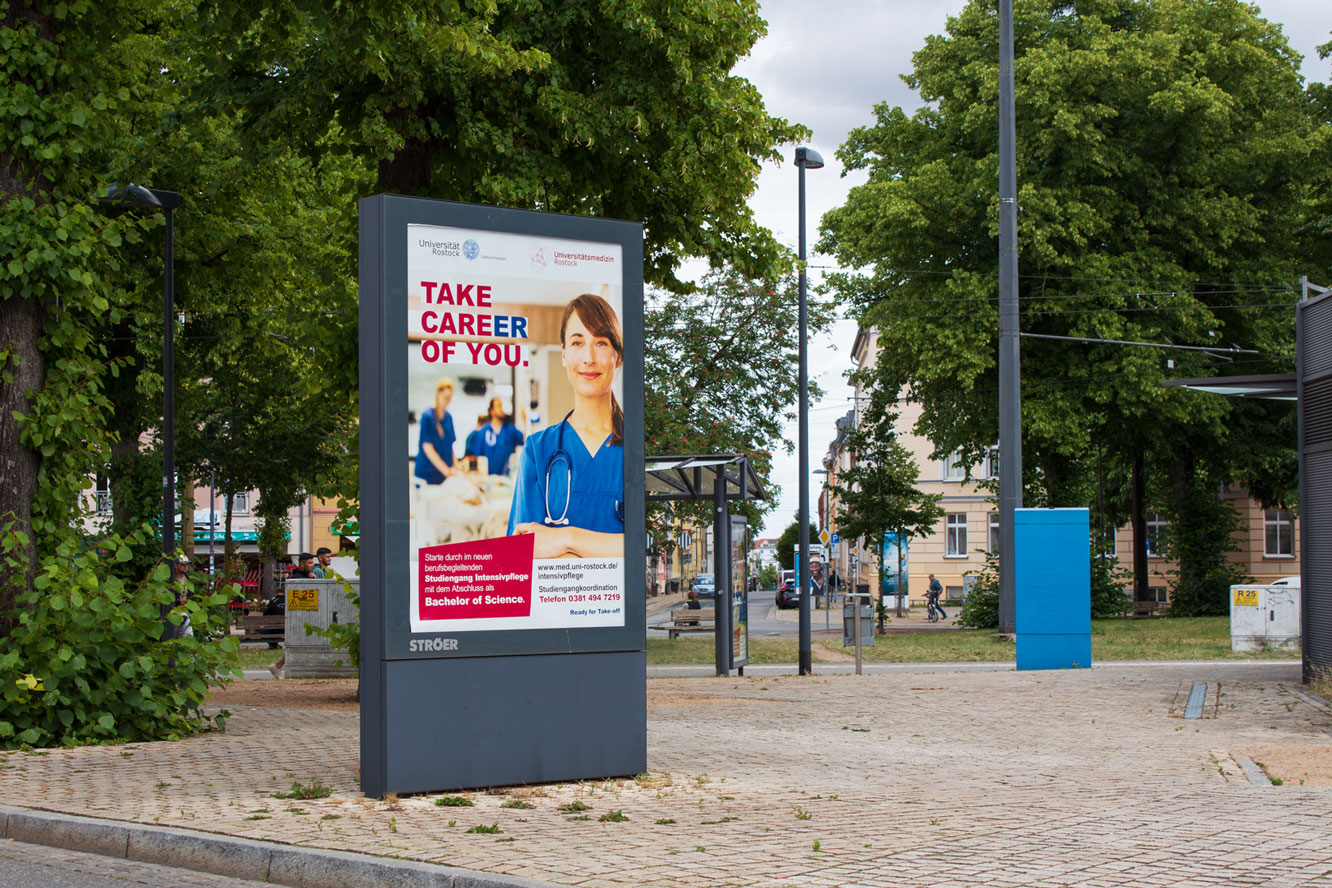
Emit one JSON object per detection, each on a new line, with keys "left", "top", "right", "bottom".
{"left": 927, "top": 573, "right": 946, "bottom": 620}
{"left": 313, "top": 547, "right": 334, "bottom": 578}
{"left": 414, "top": 378, "right": 457, "bottom": 484}
{"left": 479, "top": 397, "right": 524, "bottom": 476}
{"left": 289, "top": 553, "right": 316, "bottom": 579}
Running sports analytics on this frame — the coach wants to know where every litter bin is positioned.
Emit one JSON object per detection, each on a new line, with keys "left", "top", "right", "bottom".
{"left": 842, "top": 595, "right": 874, "bottom": 648}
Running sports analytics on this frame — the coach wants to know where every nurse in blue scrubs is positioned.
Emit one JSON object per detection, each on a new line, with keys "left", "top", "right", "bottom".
{"left": 479, "top": 397, "right": 525, "bottom": 475}
{"left": 413, "top": 378, "right": 457, "bottom": 484}
{"left": 509, "top": 293, "right": 624, "bottom": 558}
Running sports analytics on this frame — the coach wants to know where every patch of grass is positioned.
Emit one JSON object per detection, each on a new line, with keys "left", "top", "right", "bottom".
{"left": 650, "top": 617, "right": 1300, "bottom": 665}
{"left": 598, "top": 810, "right": 629, "bottom": 822}
{"left": 501, "top": 799, "right": 535, "bottom": 809}
{"left": 237, "top": 648, "right": 284, "bottom": 670}
{"left": 434, "top": 796, "right": 475, "bottom": 807}
{"left": 567, "top": 815, "right": 591, "bottom": 821}
{"left": 244, "top": 815, "right": 269, "bottom": 821}
{"left": 273, "top": 779, "right": 332, "bottom": 800}
{"left": 655, "top": 818, "right": 676, "bottom": 825}
{"left": 320, "top": 814, "right": 340, "bottom": 821}
{"left": 557, "top": 801, "right": 590, "bottom": 813}
{"left": 466, "top": 823, "right": 502, "bottom": 834}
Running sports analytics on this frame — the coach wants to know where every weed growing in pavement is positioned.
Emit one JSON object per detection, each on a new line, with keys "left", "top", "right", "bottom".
{"left": 245, "top": 815, "right": 269, "bottom": 821}
{"left": 793, "top": 807, "right": 812, "bottom": 820}
{"left": 557, "top": 801, "right": 590, "bottom": 813}
{"left": 388, "top": 818, "right": 397, "bottom": 832}
{"left": 567, "top": 815, "right": 591, "bottom": 821}
{"left": 321, "top": 814, "right": 340, "bottom": 820}
{"left": 655, "top": 818, "right": 676, "bottom": 825}
{"left": 701, "top": 817, "right": 737, "bottom": 824}
{"left": 501, "top": 799, "right": 535, "bottom": 809}
{"left": 286, "top": 808, "right": 308, "bottom": 815}
{"left": 599, "top": 810, "right": 629, "bottom": 822}
{"left": 435, "top": 796, "right": 475, "bottom": 807}
{"left": 694, "top": 846, "right": 707, "bottom": 853}
{"left": 813, "top": 841, "right": 821, "bottom": 852}
{"left": 274, "top": 779, "right": 332, "bottom": 800}
{"left": 496, "top": 837, "right": 516, "bottom": 842}
{"left": 466, "top": 823, "right": 502, "bottom": 834}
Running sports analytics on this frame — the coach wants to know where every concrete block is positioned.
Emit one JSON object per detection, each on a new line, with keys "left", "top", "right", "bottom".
{"left": 126, "top": 824, "right": 274, "bottom": 882}
{"left": 4, "top": 808, "right": 128, "bottom": 858}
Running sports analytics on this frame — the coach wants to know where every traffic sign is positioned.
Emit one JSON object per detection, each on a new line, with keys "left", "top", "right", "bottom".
{"left": 818, "top": 528, "right": 830, "bottom": 545}
{"left": 831, "top": 533, "right": 840, "bottom": 545}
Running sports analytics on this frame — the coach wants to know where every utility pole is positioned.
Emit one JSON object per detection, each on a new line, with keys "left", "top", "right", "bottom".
{"left": 997, "top": 0, "right": 1021, "bottom": 635}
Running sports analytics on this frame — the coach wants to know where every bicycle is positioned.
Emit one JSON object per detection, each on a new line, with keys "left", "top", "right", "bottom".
{"left": 926, "top": 598, "right": 943, "bottom": 623}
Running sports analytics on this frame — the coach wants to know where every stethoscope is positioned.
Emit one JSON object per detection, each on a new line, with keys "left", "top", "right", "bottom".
{"left": 541, "top": 410, "right": 625, "bottom": 527}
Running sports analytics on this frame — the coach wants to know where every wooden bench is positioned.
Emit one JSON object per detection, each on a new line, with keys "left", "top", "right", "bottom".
{"left": 667, "top": 606, "right": 715, "bottom": 639}
{"left": 238, "top": 614, "right": 285, "bottom": 646}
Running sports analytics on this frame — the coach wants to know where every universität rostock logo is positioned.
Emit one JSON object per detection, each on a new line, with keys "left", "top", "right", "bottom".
{"left": 463, "top": 239, "right": 480, "bottom": 260}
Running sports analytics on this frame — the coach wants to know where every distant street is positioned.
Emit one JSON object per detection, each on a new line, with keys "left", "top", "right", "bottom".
{"left": 648, "top": 587, "right": 846, "bottom": 637}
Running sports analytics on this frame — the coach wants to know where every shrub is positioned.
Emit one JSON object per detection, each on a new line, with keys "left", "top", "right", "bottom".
{"left": 956, "top": 554, "right": 999, "bottom": 629}
{"left": 0, "top": 528, "right": 240, "bottom": 748}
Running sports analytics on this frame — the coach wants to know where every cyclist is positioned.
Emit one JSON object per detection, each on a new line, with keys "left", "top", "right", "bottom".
{"left": 926, "top": 573, "right": 947, "bottom": 621}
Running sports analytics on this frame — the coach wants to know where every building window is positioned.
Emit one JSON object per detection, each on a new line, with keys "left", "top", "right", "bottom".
{"left": 229, "top": 492, "right": 250, "bottom": 515}
{"left": 945, "top": 513, "right": 967, "bottom": 557}
{"left": 1138, "top": 586, "right": 1168, "bottom": 605}
{"left": 941, "top": 450, "right": 966, "bottom": 481}
{"left": 95, "top": 472, "right": 112, "bottom": 516}
{"left": 1146, "top": 512, "right": 1167, "bottom": 558}
{"left": 1264, "top": 510, "right": 1293, "bottom": 557}
{"left": 989, "top": 512, "right": 1000, "bottom": 554}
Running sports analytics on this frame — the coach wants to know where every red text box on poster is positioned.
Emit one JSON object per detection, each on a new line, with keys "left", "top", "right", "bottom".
{"left": 419, "top": 535, "right": 534, "bottom": 620}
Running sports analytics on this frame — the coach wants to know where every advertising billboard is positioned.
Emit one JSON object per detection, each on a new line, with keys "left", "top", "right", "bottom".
{"left": 406, "top": 225, "right": 627, "bottom": 634}
{"left": 359, "top": 196, "right": 646, "bottom": 796}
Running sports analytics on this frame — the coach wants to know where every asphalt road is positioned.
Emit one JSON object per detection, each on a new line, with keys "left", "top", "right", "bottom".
{"left": 0, "top": 839, "right": 268, "bottom": 888}
{"left": 648, "top": 587, "right": 844, "bottom": 637}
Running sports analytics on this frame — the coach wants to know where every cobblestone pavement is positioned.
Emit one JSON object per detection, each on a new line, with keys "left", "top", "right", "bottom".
{"left": 1, "top": 661, "right": 1329, "bottom": 888}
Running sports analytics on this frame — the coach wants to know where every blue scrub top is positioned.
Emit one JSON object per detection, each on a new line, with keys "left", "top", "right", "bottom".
{"left": 464, "top": 428, "right": 482, "bottom": 457}
{"left": 479, "top": 422, "right": 524, "bottom": 475}
{"left": 508, "top": 419, "right": 623, "bottom": 535}
{"left": 413, "top": 408, "right": 455, "bottom": 484}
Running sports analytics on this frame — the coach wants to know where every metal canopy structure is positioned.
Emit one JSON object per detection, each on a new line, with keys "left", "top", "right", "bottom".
{"left": 645, "top": 454, "right": 766, "bottom": 677}
{"left": 1163, "top": 374, "right": 1297, "bottom": 401}
{"left": 645, "top": 454, "right": 766, "bottom": 503}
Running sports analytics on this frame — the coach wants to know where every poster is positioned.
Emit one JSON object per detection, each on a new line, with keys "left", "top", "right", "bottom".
{"left": 406, "top": 224, "right": 626, "bottom": 632}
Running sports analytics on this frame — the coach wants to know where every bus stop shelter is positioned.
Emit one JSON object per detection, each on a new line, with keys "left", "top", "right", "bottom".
{"left": 646, "top": 455, "right": 766, "bottom": 675}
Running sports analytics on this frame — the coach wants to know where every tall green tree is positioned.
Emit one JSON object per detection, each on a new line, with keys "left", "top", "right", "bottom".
{"left": 643, "top": 269, "right": 833, "bottom": 550}
{"left": 821, "top": 0, "right": 1322, "bottom": 609}
{"left": 196, "top": 0, "right": 807, "bottom": 291}
{"left": 832, "top": 380, "right": 944, "bottom": 607}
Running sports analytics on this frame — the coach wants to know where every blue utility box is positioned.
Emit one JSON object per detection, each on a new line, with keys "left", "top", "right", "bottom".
{"left": 1015, "top": 508, "right": 1091, "bottom": 670}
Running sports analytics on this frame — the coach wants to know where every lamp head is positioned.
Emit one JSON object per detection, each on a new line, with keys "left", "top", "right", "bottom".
{"left": 795, "top": 147, "right": 825, "bottom": 170}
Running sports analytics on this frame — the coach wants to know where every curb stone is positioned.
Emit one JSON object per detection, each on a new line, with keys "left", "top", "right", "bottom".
{"left": 0, "top": 805, "right": 566, "bottom": 888}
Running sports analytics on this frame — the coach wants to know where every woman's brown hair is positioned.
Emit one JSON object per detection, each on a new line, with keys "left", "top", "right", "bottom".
{"left": 560, "top": 293, "right": 623, "bottom": 446}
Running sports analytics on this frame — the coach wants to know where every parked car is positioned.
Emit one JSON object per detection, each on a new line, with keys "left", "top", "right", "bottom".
{"left": 776, "top": 570, "right": 800, "bottom": 609}
{"left": 693, "top": 573, "right": 716, "bottom": 600}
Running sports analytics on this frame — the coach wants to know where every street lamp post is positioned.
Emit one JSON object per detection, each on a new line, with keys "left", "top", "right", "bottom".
{"left": 98, "top": 184, "right": 182, "bottom": 557}
{"left": 795, "top": 146, "right": 823, "bottom": 676}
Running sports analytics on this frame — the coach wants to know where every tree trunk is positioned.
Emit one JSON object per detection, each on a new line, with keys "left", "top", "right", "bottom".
{"left": 0, "top": 294, "right": 46, "bottom": 631}
{"left": 108, "top": 431, "right": 141, "bottom": 533}
{"left": 1170, "top": 453, "right": 1196, "bottom": 592}
{"left": 377, "top": 135, "right": 432, "bottom": 195}
{"left": 181, "top": 477, "right": 195, "bottom": 557}
{"left": 1131, "top": 452, "right": 1147, "bottom": 603}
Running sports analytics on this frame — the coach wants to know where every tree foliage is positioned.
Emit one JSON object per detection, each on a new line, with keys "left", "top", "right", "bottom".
{"left": 820, "top": 0, "right": 1325, "bottom": 603}
{"left": 197, "top": 0, "right": 807, "bottom": 291}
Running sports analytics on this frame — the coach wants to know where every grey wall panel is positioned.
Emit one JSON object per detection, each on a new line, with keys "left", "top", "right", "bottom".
{"left": 1300, "top": 291, "right": 1332, "bottom": 682}
{"left": 383, "top": 652, "right": 647, "bottom": 793}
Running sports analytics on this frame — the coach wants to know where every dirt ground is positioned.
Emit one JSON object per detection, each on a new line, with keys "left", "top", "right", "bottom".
{"left": 207, "top": 680, "right": 783, "bottom": 713}
{"left": 1238, "top": 744, "right": 1332, "bottom": 786}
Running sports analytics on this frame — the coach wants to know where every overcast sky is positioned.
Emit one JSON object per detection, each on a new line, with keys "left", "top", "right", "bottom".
{"left": 739, "top": 0, "right": 1331, "bottom": 539}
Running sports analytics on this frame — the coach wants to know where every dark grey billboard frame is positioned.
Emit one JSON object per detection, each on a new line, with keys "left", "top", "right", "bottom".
{"left": 359, "top": 194, "right": 646, "bottom": 797}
